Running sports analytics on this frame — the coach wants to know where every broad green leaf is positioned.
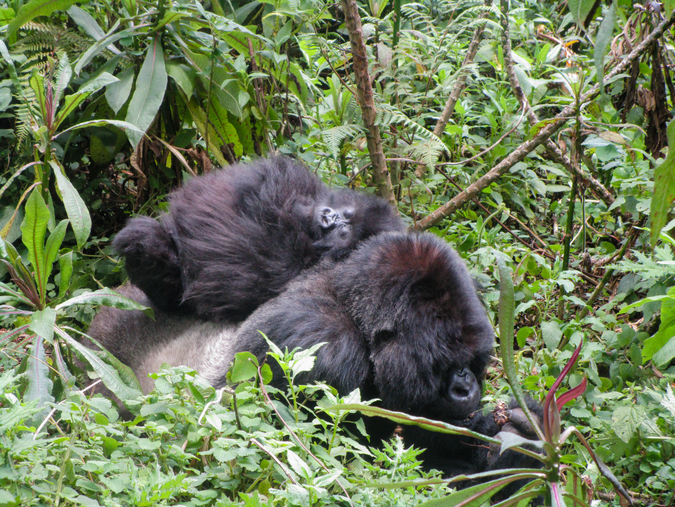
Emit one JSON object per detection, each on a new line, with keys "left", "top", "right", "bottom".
{"left": 29, "top": 307, "right": 57, "bottom": 342}
{"left": 125, "top": 37, "right": 167, "bottom": 147}
{"left": 541, "top": 320, "right": 562, "bottom": 350}
{"left": 68, "top": 5, "right": 105, "bottom": 40}
{"left": 21, "top": 189, "right": 50, "bottom": 297}
{"left": 642, "top": 287, "right": 675, "bottom": 362}
{"left": 7, "top": 0, "right": 86, "bottom": 38}
{"left": 166, "top": 62, "right": 195, "bottom": 99}
{"left": 55, "top": 287, "right": 153, "bottom": 317}
{"left": 594, "top": 1, "right": 617, "bottom": 92}
{"left": 650, "top": 120, "right": 675, "bottom": 247}
{"left": 206, "top": 92, "right": 242, "bottom": 157}
{"left": 652, "top": 335, "right": 675, "bottom": 367}
{"left": 51, "top": 161, "right": 91, "bottom": 249}
{"left": 611, "top": 405, "right": 645, "bottom": 443}
{"left": 43, "top": 219, "right": 68, "bottom": 284}
{"left": 105, "top": 67, "right": 134, "bottom": 115}
{"left": 567, "top": 0, "right": 596, "bottom": 27}
{"left": 229, "top": 352, "right": 260, "bottom": 383}
{"left": 53, "top": 71, "right": 118, "bottom": 129}
{"left": 56, "top": 326, "right": 143, "bottom": 400}
{"left": 57, "top": 251, "right": 73, "bottom": 298}
{"left": 25, "top": 334, "right": 54, "bottom": 408}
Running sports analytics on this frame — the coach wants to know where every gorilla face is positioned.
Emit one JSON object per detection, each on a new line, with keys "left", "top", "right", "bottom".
{"left": 312, "top": 204, "right": 356, "bottom": 255}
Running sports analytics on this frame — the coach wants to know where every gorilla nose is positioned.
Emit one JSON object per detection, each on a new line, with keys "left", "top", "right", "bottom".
{"left": 449, "top": 368, "right": 479, "bottom": 401}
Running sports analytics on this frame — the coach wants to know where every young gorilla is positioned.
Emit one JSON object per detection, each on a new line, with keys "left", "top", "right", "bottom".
{"left": 89, "top": 232, "right": 540, "bottom": 478}
{"left": 113, "top": 157, "right": 404, "bottom": 322}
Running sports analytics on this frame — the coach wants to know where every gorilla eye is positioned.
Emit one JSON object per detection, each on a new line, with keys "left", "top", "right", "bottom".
{"left": 320, "top": 207, "right": 332, "bottom": 216}
{"left": 342, "top": 208, "right": 355, "bottom": 220}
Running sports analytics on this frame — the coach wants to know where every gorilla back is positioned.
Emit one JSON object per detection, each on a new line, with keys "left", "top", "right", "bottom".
{"left": 113, "top": 157, "right": 404, "bottom": 322}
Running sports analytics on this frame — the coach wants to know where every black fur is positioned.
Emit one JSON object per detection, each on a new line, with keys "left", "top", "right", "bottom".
{"left": 90, "top": 233, "right": 541, "bottom": 479}
{"left": 113, "top": 157, "right": 404, "bottom": 322}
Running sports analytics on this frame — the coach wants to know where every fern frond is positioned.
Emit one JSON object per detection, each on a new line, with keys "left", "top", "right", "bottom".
{"left": 321, "top": 125, "right": 364, "bottom": 159}
{"left": 375, "top": 102, "right": 448, "bottom": 153}
{"left": 407, "top": 139, "right": 446, "bottom": 170}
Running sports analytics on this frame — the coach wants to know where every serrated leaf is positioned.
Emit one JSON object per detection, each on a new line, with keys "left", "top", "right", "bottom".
{"left": 7, "top": 0, "right": 86, "bottom": 38}
{"left": 541, "top": 321, "right": 562, "bottom": 350}
{"left": 25, "top": 334, "right": 54, "bottom": 408}
{"left": 124, "top": 37, "right": 167, "bottom": 147}
{"left": 651, "top": 120, "right": 675, "bottom": 247}
{"left": 611, "top": 405, "right": 644, "bottom": 443}
{"left": 21, "top": 189, "right": 50, "bottom": 298}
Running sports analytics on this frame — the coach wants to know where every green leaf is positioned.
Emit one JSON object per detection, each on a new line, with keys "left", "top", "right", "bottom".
{"left": 611, "top": 405, "right": 645, "bottom": 443}
{"left": 105, "top": 67, "right": 134, "bottom": 115}
{"left": 652, "top": 335, "right": 675, "bottom": 367}
{"left": 229, "top": 352, "right": 260, "bottom": 383}
{"left": 567, "top": 0, "right": 596, "bottom": 27}
{"left": 651, "top": 120, "right": 675, "bottom": 247}
{"left": 67, "top": 5, "right": 105, "bottom": 40}
{"left": 541, "top": 320, "right": 562, "bottom": 350}
{"left": 53, "top": 72, "right": 119, "bottom": 129}
{"left": 58, "top": 118, "right": 145, "bottom": 138}
{"left": 54, "top": 287, "right": 154, "bottom": 317}
{"left": 166, "top": 62, "right": 195, "bottom": 99}
{"left": 51, "top": 161, "right": 91, "bottom": 249}
{"left": 124, "top": 37, "right": 167, "bottom": 147}
{"left": 29, "top": 70, "right": 47, "bottom": 125}
{"left": 43, "top": 219, "right": 68, "bottom": 284}
{"left": 56, "top": 326, "right": 143, "bottom": 400}
{"left": 0, "top": 324, "right": 30, "bottom": 348}
{"left": 57, "top": 251, "right": 73, "bottom": 298}
{"left": 74, "top": 23, "right": 131, "bottom": 75}
{"left": 25, "top": 334, "right": 54, "bottom": 408}
{"left": 594, "top": 1, "right": 617, "bottom": 93}
{"left": 7, "top": 0, "right": 87, "bottom": 38}
{"left": 29, "top": 307, "right": 57, "bottom": 342}
{"left": 21, "top": 188, "right": 50, "bottom": 298}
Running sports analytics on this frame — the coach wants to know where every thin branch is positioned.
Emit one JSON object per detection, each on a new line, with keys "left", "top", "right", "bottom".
{"left": 339, "top": 0, "right": 396, "bottom": 206}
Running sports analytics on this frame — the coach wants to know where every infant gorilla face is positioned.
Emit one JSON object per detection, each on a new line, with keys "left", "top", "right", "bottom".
{"left": 313, "top": 205, "right": 356, "bottom": 255}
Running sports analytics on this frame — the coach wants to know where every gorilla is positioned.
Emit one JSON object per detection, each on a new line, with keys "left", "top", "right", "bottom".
{"left": 88, "top": 232, "right": 540, "bottom": 478}
{"left": 113, "top": 157, "right": 404, "bottom": 322}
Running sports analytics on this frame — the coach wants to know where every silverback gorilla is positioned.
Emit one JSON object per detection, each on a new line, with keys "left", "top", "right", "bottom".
{"left": 113, "top": 157, "right": 404, "bottom": 322}
{"left": 89, "top": 232, "right": 539, "bottom": 478}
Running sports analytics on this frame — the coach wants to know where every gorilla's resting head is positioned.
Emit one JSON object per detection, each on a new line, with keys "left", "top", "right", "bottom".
{"left": 113, "top": 157, "right": 404, "bottom": 322}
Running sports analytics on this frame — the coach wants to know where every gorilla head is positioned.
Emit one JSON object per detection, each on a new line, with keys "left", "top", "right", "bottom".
{"left": 87, "top": 232, "right": 538, "bottom": 479}
{"left": 113, "top": 157, "right": 404, "bottom": 322}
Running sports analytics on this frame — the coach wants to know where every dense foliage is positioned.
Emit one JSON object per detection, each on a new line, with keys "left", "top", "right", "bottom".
{"left": 2, "top": 0, "right": 675, "bottom": 504}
